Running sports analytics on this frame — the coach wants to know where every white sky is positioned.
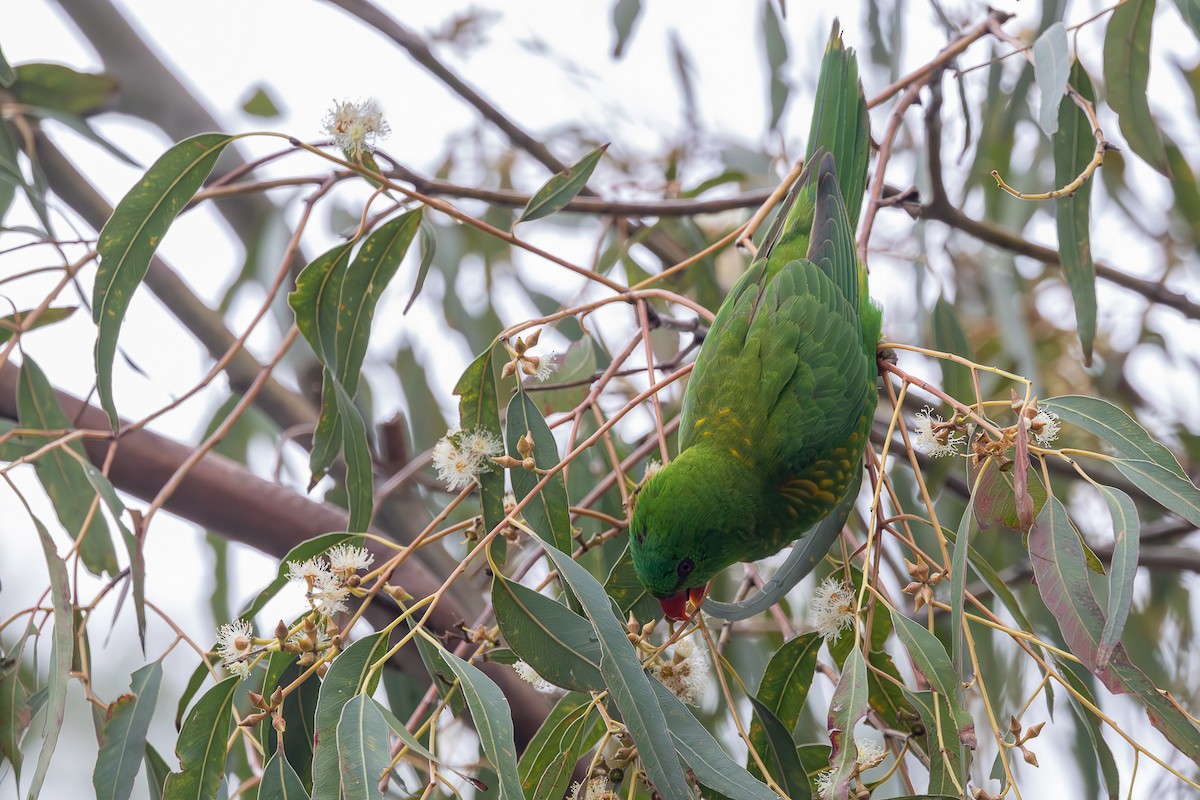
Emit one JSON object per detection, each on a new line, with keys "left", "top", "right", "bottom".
{"left": 3, "top": 0, "right": 1200, "bottom": 797}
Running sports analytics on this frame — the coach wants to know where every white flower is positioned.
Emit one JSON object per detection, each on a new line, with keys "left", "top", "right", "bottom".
{"left": 855, "top": 735, "right": 886, "bottom": 768}
{"left": 814, "top": 768, "right": 836, "bottom": 797}
{"left": 432, "top": 429, "right": 499, "bottom": 490}
{"left": 534, "top": 358, "right": 555, "bottom": 383}
{"left": 226, "top": 659, "right": 254, "bottom": 680}
{"left": 810, "top": 577, "right": 855, "bottom": 641}
{"left": 287, "top": 557, "right": 330, "bottom": 584}
{"left": 216, "top": 620, "right": 254, "bottom": 660}
{"left": 513, "top": 660, "right": 556, "bottom": 693}
{"left": 913, "top": 406, "right": 963, "bottom": 458}
{"left": 458, "top": 428, "right": 503, "bottom": 462}
{"left": 1030, "top": 409, "right": 1060, "bottom": 446}
{"left": 322, "top": 98, "right": 389, "bottom": 159}
{"left": 327, "top": 544, "right": 373, "bottom": 577}
{"left": 651, "top": 636, "right": 711, "bottom": 706}
{"left": 644, "top": 459, "right": 663, "bottom": 479}
{"left": 570, "top": 777, "right": 614, "bottom": 800}
{"left": 313, "top": 571, "right": 350, "bottom": 614}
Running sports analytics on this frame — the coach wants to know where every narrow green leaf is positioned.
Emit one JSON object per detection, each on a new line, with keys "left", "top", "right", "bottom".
{"left": 540, "top": 545, "right": 691, "bottom": 799}
{"left": 823, "top": 648, "right": 869, "bottom": 799}
{"left": 78, "top": 462, "right": 146, "bottom": 648}
{"left": 891, "top": 615, "right": 976, "bottom": 748}
{"left": 949, "top": 491, "right": 972, "bottom": 692}
{"left": 307, "top": 372, "right": 343, "bottom": 486}
{"left": 261, "top": 655, "right": 319, "bottom": 791}
{"left": 1033, "top": 23, "right": 1069, "bottom": 136}
{"left": 144, "top": 743, "right": 171, "bottom": 800}
{"left": 403, "top": 218, "right": 437, "bottom": 313}
{"left": 1103, "top": 0, "right": 1169, "bottom": 174}
{"left": 240, "top": 533, "right": 356, "bottom": 619}
{"left": 611, "top": 0, "right": 643, "bottom": 58}
{"left": 1029, "top": 498, "right": 1108, "bottom": 672}
{"left": 0, "top": 633, "right": 30, "bottom": 780}
{"left": 762, "top": 0, "right": 789, "bottom": 129}
{"left": 491, "top": 574, "right": 602, "bottom": 692}
{"left": 331, "top": 380, "right": 373, "bottom": 532}
{"left": 517, "top": 693, "right": 603, "bottom": 800}
{"left": 289, "top": 242, "right": 354, "bottom": 368}
{"left": 929, "top": 299, "right": 973, "bottom": 404}
{"left": 335, "top": 209, "right": 422, "bottom": 393}
{"left": 11, "top": 63, "right": 117, "bottom": 114}
{"left": 0, "top": 44, "right": 14, "bottom": 87}
{"left": 516, "top": 144, "right": 608, "bottom": 223}
{"left": 18, "top": 356, "right": 119, "bottom": 576}
{"left": 1095, "top": 485, "right": 1138, "bottom": 669}
{"left": 1054, "top": 60, "right": 1097, "bottom": 362}
{"left": 163, "top": 676, "right": 239, "bottom": 800}
{"left": 437, "top": 650, "right": 526, "bottom": 800}
{"left": 94, "top": 133, "right": 234, "bottom": 427}
{"left": 336, "top": 695, "right": 389, "bottom": 800}
{"left": 1042, "top": 396, "right": 1186, "bottom": 477}
{"left": 505, "top": 393, "right": 572, "bottom": 553}
{"left": 1114, "top": 457, "right": 1200, "bottom": 527}
{"left": 93, "top": 662, "right": 164, "bottom": 800}
{"left": 26, "top": 514, "right": 72, "bottom": 800}
{"left": 0, "top": 306, "right": 76, "bottom": 344}
{"left": 652, "top": 682, "right": 778, "bottom": 800}
{"left": 259, "top": 748, "right": 310, "bottom": 800}
{"left": 748, "top": 632, "right": 821, "bottom": 779}
{"left": 454, "top": 346, "right": 506, "bottom": 565}
{"left": 746, "top": 697, "right": 809, "bottom": 799}
{"left": 311, "top": 632, "right": 390, "bottom": 800}
{"left": 23, "top": 107, "right": 141, "bottom": 167}
{"left": 1057, "top": 659, "right": 1120, "bottom": 799}
{"left": 372, "top": 696, "right": 439, "bottom": 764}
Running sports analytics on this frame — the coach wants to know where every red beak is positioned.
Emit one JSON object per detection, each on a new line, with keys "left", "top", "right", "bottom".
{"left": 658, "top": 584, "right": 710, "bottom": 621}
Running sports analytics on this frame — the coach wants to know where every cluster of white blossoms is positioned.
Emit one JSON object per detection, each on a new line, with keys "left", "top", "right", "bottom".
{"left": 1028, "top": 408, "right": 1060, "bottom": 446}
{"left": 570, "top": 777, "right": 618, "bottom": 800}
{"left": 813, "top": 735, "right": 889, "bottom": 795}
{"left": 912, "top": 406, "right": 966, "bottom": 458}
{"left": 651, "top": 635, "right": 710, "bottom": 706}
{"left": 322, "top": 98, "right": 390, "bottom": 159}
{"left": 432, "top": 427, "right": 504, "bottom": 490}
{"left": 286, "top": 544, "right": 374, "bottom": 615}
{"left": 810, "top": 577, "right": 856, "bottom": 641}
{"left": 512, "top": 660, "right": 556, "bottom": 693}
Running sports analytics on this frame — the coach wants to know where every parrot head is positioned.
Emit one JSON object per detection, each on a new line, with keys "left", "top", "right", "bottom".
{"left": 628, "top": 450, "right": 759, "bottom": 620}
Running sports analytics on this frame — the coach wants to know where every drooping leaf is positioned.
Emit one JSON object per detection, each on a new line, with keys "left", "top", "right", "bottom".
{"left": 0, "top": 306, "right": 76, "bottom": 344}
{"left": 1042, "top": 396, "right": 1186, "bottom": 477}
{"left": 436, "top": 650, "right": 526, "bottom": 800}
{"left": 539, "top": 544, "right": 691, "bottom": 799}
{"left": 11, "top": 63, "right": 117, "bottom": 115}
{"left": 516, "top": 144, "right": 607, "bottom": 224}
{"left": 311, "top": 632, "right": 391, "bottom": 800}
{"left": 1113, "top": 458, "right": 1200, "bottom": 527}
{"left": 93, "top": 662, "right": 164, "bottom": 800}
{"left": 505, "top": 392, "right": 572, "bottom": 554}
{"left": 144, "top": 743, "right": 172, "bottom": 800}
{"left": 746, "top": 697, "right": 809, "bottom": 799}
{"left": 1032, "top": 23, "right": 1070, "bottom": 136}
{"left": 1094, "top": 485, "right": 1139, "bottom": 669}
{"left": 611, "top": 0, "right": 643, "bottom": 57}
{"left": 1055, "top": 61, "right": 1097, "bottom": 362}
{"left": 336, "top": 695, "right": 389, "bottom": 800}
{"left": 823, "top": 648, "right": 869, "bottom": 799}
{"left": 517, "top": 693, "right": 603, "bottom": 800}
{"left": 94, "top": 133, "right": 235, "bottom": 427}
{"left": 259, "top": 747, "right": 310, "bottom": 800}
{"left": 0, "top": 631, "right": 31, "bottom": 780}
{"left": 78, "top": 461, "right": 146, "bottom": 648}
{"left": 163, "top": 676, "right": 239, "bottom": 800}
{"left": 175, "top": 663, "right": 211, "bottom": 731}
{"left": 17, "top": 357, "right": 119, "bottom": 577}
{"left": 652, "top": 682, "right": 779, "bottom": 800}
{"left": 891, "top": 615, "right": 976, "bottom": 749}
{"left": 331, "top": 379, "right": 373, "bottom": 532}
{"left": 929, "top": 299, "right": 974, "bottom": 404}
{"left": 1057, "top": 659, "right": 1120, "bottom": 799}
{"left": 491, "top": 574, "right": 602, "bottom": 692}
{"left": 762, "top": 0, "right": 790, "bottom": 130}
{"left": 26, "top": 514, "right": 72, "bottom": 800}
{"left": 454, "top": 346, "right": 506, "bottom": 565}
{"left": 748, "top": 631, "right": 821, "bottom": 780}
{"left": 1103, "top": 0, "right": 1169, "bottom": 174}
{"left": 403, "top": 218, "right": 437, "bottom": 313}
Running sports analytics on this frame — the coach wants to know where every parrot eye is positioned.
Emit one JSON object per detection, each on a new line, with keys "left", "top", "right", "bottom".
{"left": 677, "top": 558, "right": 694, "bottom": 578}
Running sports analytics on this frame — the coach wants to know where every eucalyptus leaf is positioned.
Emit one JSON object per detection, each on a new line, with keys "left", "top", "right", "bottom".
{"left": 517, "top": 144, "right": 607, "bottom": 224}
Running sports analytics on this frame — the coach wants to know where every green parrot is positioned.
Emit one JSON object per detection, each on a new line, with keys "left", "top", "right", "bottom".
{"left": 629, "top": 30, "right": 880, "bottom": 620}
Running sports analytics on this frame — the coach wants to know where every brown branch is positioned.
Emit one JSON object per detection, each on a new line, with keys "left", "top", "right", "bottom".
{"left": 0, "top": 361, "right": 550, "bottom": 745}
